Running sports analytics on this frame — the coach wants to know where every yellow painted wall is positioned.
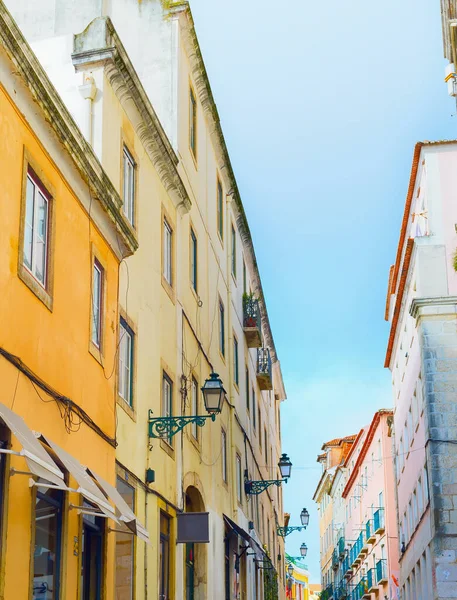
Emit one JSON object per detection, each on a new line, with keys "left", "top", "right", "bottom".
{"left": 0, "top": 64, "right": 121, "bottom": 599}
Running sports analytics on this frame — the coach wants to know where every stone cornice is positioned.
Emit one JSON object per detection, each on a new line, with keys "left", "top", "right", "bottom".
{"left": 409, "top": 296, "right": 457, "bottom": 319}
{"left": 176, "top": 4, "right": 281, "bottom": 369}
{"left": 0, "top": 3, "right": 137, "bottom": 257}
{"left": 72, "top": 17, "right": 191, "bottom": 214}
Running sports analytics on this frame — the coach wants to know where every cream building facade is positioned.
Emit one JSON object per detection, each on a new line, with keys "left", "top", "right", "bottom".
{"left": 3, "top": 1, "right": 288, "bottom": 599}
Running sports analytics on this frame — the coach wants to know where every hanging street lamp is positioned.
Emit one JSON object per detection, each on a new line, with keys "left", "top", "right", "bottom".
{"left": 245, "top": 453, "right": 292, "bottom": 495}
{"left": 287, "top": 563, "right": 294, "bottom": 577}
{"left": 277, "top": 507, "right": 310, "bottom": 537}
{"left": 148, "top": 372, "right": 226, "bottom": 439}
{"left": 300, "top": 543, "right": 308, "bottom": 558}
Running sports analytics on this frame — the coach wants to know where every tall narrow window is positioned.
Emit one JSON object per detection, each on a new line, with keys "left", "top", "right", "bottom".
{"left": 163, "top": 218, "right": 173, "bottom": 286}
{"left": 115, "top": 477, "right": 135, "bottom": 600}
{"left": 81, "top": 501, "right": 105, "bottom": 600}
{"left": 190, "top": 228, "right": 197, "bottom": 293}
{"left": 252, "top": 389, "right": 256, "bottom": 430}
{"left": 217, "top": 178, "right": 224, "bottom": 240}
{"left": 222, "top": 429, "right": 227, "bottom": 482}
{"left": 23, "top": 170, "right": 49, "bottom": 287}
{"left": 219, "top": 300, "right": 225, "bottom": 357}
{"left": 258, "top": 408, "right": 262, "bottom": 446}
{"left": 264, "top": 428, "right": 268, "bottom": 465}
{"left": 246, "top": 368, "right": 250, "bottom": 412}
{"left": 92, "top": 259, "right": 103, "bottom": 349}
{"left": 189, "top": 87, "right": 197, "bottom": 159}
{"left": 243, "top": 260, "right": 247, "bottom": 295}
{"left": 233, "top": 335, "right": 239, "bottom": 386}
{"left": 162, "top": 373, "right": 173, "bottom": 445}
{"left": 231, "top": 225, "right": 237, "bottom": 277}
{"left": 119, "top": 319, "right": 134, "bottom": 406}
{"left": 122, "top": 146, "right": 135, "bottom": 225}
{"left": 236, "top": 453, "right": 242, "bottom": 503}
{"left": 33, "top": 486, "right": 63, "bottom": 600}
{"left": 159, "top": 513, "right": 171, "bottom": 600}
{"left": 191, "top": 377, "right": 199, "bottom": 440}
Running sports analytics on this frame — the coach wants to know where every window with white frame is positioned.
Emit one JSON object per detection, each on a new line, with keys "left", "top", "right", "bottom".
{"left": 122, "top": 146, "right": 135, "bottom": 225}
{"left": 24, "top": 170, "right": 49, "bottom": 287}
{"left": 118, "top": 318, "right": 134, "bottom": 406}
{"left": 163, "top": 218, "right": 173, "bottom": 286}
{"left": 423, "top": 464, "right": 430, "bottom": 504}
{"left": 91, "top": 259, "right": 103, "bottom": 348}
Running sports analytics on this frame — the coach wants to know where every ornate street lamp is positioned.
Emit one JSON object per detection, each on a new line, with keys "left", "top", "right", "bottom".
{"left": 277, "top": 507, "right": 310, "bottom": 537}
{"left": 287, "top": 563, "right": 294, "bottom": 577}
{"left": 245, "top": 453, "right": 292, "bottom": 495}
{"left": 148, "top": 372, "right": 225, "bottom": 439}
{"left": 300, "top": 543, "right": 308, "bottom": 558}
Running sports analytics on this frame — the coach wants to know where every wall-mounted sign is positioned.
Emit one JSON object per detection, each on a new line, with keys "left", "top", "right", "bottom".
{"left": 177, "top": 512, "right": 209, "bottom": 543}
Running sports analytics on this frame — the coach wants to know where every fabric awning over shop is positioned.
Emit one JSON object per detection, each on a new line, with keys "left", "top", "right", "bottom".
{"left": 223, "top": 515, "right": 271, "bottom": 563}
{"left": 40, "top": 435, "right": 117, "bottom": 520}
{"left": 90, "top": 470, "right": 150, "bottom": 544}
{"left": 0, "top": 402, "right": 67, "bottom": 489}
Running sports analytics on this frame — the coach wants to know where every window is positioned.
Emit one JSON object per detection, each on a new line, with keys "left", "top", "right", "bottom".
{"left": 233, "top": 335, "right": 239, "bottom": 386}
{"left": 163, "top": 218, "right": 173, "bottom": 286}
{"left": 159, "top": 513, "right": 171, "bottom": 600}
{"left": 116, "top": 477, "right": 135, "bottom": 600}
{"left": 119, "top": 319, "right": 134, "bottom": 406}
{"left": 264, "top": 428, "right": 268, "bottom": 465}
{"left": 231, "top": 225, "right": 237, "bottom": 277}
{"left": 413, "top": 489, "right": 418, "bottom": 525}
{"left": 162, "top": 373, "right": 173, "bottom": 444}
{"left": 219, "top": 300, "right": 225, "bottom": 357}
{"left": 243, "top": 259, "right": 247, "bottom": 296}
{"left": 122, "top": 146, "right": 135, "bottom": 225}
{"left": 423, "top": 464, "right": 429, "bottom": 504}
{"left": 190, "top": 228, "right": 197, "bottom": 293}
{"left": 236, "top": 453, "right": 242, "bottom": 503}
{"left": 33, "top": 486, "right": 63, "bottom": 600}
{"left": 258, "top": 408, "right": 262, "bottom": 446}
{"left": 246, "top": 368, "right": 250, "bottom": 412}
{"left": 92, "top": 259, "right": 103, "bottom": 349}
{"left": 189, "top": 86, "right": 197, "bottom": 159}
{"left": 23, "top": 169, "right": 49, "bottom": 287}
{"left": 191, "top": 377, "right": 199, "bottom": 440}
{"left": 217, "top": 178, "right": 224, "bottom": 240}
{"left": 81, "top": 501, "right": 105, "bottom": 600}
{"left": 417, "top": 478, "right": 423, "bottom": 516}
{"left": 222, "top": 429, "right": 227, "bottom": 482}
{"left": 252, "top": 389, "right": 256, "bottom": 430}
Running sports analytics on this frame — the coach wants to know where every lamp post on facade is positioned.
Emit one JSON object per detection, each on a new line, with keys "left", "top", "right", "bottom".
{"left": 245, "top": 453, "right": 292, "bottom": 495}
{"left": 277, "top": 507, "right": 310, "bottom": 537}
{"left": 300, "top": 543, "right": 308, "bottom": 558}
{"left": 148, "top": 372, "right": 226, "bottom": 439}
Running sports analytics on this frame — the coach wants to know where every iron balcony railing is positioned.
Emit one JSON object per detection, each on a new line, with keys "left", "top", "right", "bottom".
{"left": 256, "top": 347, "right": 272, "bottom": 390}
{"left": 349, "top": 578, "right": 367, "bottom": 600}
{"left": 366, "top": 568, "right": 375, "bottom": 590}
{"left": 243, "top": 295, "right": 260, "bottom": 328}
{"left": 338, "top": 536, "right": 345, "bottom": 558}
{"left": 332, "top": 548, "right": 340, "bottom": 570}
{"left": 320, "top": 583, "right": 334, "bottom": 600}
{"left": 365, "top": 519, "right": 373, "bottom": 541}
{"left": 376, "top": 559, "right": 387, "bottom": 583}
{"left": 373, "top": 508, "right": 385, "bottom": 533}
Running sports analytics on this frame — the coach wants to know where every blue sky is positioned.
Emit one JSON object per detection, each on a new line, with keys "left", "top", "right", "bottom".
{"left": 191, "top": 0, "right": 455, "bottom": 582}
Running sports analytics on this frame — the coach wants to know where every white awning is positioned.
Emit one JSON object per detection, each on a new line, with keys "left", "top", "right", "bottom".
{"left": 0, "top": 402, "right": 66, "bottom": 489}
{"left": 40, "top": 435, "right": 116, "bottom": 520}
{"left": 90, "top": 470, "right": 150, "bottom": 544}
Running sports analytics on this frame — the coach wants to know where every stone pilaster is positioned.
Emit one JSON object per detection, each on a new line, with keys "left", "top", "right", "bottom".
{"left": 411, "top": 297, "right": 457, "bottom": 600}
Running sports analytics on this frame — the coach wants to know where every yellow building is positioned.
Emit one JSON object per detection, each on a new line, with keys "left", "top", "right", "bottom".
{"left": 2, "top": 1, "right": 289, "bottom": 600}
{"left": 0, "top": 4, "right": 146, "bottom": 600}
{"left": 286, "top": 560, "right": 309, "bottom": 600}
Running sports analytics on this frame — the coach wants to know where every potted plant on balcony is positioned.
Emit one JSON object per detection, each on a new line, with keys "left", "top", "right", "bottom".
{"left": 243, "top": 292, "right": 258, "bottom": 327}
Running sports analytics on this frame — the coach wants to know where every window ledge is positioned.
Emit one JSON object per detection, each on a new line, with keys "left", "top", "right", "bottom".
{"left": 160, "top": 439, "right": 175, "bottom": 459}
{"left": 117, "top": 395, "right": 136, "bottom": 422}
{"left": 18, "top": 264, "right": 53, "bottom": 311}
{"left": 89, "top": 341, "right": 104, "bottom": 366}
{"left": 161, "top": 276, "right": 176, "bottom": 304}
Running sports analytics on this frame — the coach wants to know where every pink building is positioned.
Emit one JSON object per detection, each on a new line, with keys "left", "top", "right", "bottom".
{"left": 385, "top": 141, "right": 457, "bottom": 599}
{"left": 338, "top": 410, "right": 399, "bottom": 600}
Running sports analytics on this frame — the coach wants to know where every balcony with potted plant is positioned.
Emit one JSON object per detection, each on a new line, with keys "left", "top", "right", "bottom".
{"left": 243, "top": 293, "right": 262, "bottom": 347}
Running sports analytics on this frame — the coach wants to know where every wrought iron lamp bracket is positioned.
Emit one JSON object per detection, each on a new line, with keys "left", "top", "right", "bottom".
{"left": 276, "top": 525, "right": 306, "bottom": 537}
{"left": 148, "top": 410, "right": 216, "bottom": 439}
{"left": 244, "top": 478, "right": 286, "bottom": 495}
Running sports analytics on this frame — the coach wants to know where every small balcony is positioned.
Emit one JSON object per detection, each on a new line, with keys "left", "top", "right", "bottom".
{"left": 373, "top": 508, "right": 385, "bottom": 534}
{"left": 376, "top": 559, "right": 388, "bottom": 585}
{"left": 337, "top": 583, "right": 349, "bottom": 599}
{"left": 332, "top": 548, "right": 340, "bottom": 571}
{"left": 321, "top": 584, "right": 334, "bottom": 600}
{"left": 338, "top": 536, "right": 346, "bottom": 559}
{"left": 256, "top": 347, "right": 272, "bottom": 390}
{"left": 366, "top": 519, "right": 376, "bottom": 544}
{"left": 366, "top": 568, "right": 377, "bottom": 593}
{"left": 359, "top": 531, "right": 368, "bottom": 557}
{"left": 243, "top": 295, "right": 262, "bottom": 347}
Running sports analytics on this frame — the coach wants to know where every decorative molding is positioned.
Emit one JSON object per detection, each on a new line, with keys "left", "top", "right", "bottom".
{"left": 72, "top": 17, "right": 191, "bottom": 214}
{"left": 0, "top": 3, "right": 137, "bottom": 258}
{"left": 409, "top": 296, "right": 457, "bottom": 319}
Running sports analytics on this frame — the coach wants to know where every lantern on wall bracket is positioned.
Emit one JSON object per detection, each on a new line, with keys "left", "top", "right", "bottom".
{"left": 244, "top": 453, "right": 292, "bottom": 495}
{"left": 148, "top": 372, "right": 226, "bottom": 439}
{"left": 277, "top": 507, "right": 310, "bottom": 537}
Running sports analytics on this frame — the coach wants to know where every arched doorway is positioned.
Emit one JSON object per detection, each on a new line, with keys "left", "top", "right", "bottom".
{"left": 184, "top": 485, "right": 207, "bottom": 600}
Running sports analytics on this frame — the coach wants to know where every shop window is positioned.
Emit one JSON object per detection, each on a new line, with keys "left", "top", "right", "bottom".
{"left": 115, "top": 477, "right": 135, "bottom": 599}
{"left": 159, "top": 513, "right": 171, "bottom": 600}
{"left": 81, "top": 501, "right": 105, "bottom": 600}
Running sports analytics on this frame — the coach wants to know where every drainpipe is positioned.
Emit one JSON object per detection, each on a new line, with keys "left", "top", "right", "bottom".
{"left": 78, "top": 74, "right": 97, "bottom": 146}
